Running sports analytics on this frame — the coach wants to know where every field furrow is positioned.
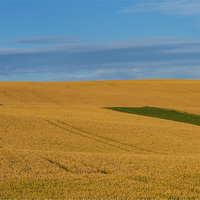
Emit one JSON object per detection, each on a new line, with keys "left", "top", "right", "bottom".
{"left": 55, "top": 119, "right": 161, "bottom": 154}
{"left": 0, "top": 90, "right": 25, "bottom": 103}
{"left": 41, "top": 157, "right": 76, "bottom": 173}
{"left": 27, "top": 88, "right": 61, "bottom": 104}
{"left": 43, "top": 118, "right": 132, "bottom": 153}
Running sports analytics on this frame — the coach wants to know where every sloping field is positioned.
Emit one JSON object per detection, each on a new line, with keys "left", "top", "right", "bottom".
{"left": 1, "top": 80, "right": 200, "bottom": 199}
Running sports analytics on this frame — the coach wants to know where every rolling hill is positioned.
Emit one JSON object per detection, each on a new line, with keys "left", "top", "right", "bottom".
{"left": 1, "top": 80, "right": 200, "bottom": 199}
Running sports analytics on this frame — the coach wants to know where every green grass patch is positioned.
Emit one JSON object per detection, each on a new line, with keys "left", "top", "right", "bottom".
{"left": 105, "top": 106, "right": 200, "bottom": 126}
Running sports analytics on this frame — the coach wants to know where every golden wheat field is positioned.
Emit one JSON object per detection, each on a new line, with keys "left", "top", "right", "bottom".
{"left": 0, "top": 79, "right": 200, "bottom": 199}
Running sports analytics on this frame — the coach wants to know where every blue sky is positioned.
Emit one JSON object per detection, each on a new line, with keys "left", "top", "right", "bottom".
{"left": 1, "top": 0, "right": 200, "bottom": 81}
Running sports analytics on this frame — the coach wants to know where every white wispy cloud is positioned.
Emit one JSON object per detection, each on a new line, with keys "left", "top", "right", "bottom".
{"left": 118, "top": 0, "right": 200, "bottom": 15}
{"left": 1, "top": 36, "right": 200, "bottom": 81}
{"left": 5, "top": 36, "right": 82, "bottom": 44}
{"left": 0, "top": 36, "right": 189, "bottom": 55}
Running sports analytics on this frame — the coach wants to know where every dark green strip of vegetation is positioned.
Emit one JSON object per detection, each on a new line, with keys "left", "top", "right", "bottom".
{"left": 105, "top": 106, "right": 200, "bottom": 126}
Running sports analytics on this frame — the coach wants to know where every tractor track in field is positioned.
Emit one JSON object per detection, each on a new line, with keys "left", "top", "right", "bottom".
{"left": 27, "top": 88, "right": 60, "bottom": 104}
{"left": 56, "top": 119, "right": 159, "bottom": 154}
{"left": 39, "top": 154, "right": 112, "bottom": 175}
{"left": 0, "top": 90, "right": 25, "bottom": 103}
{"left": 42, "top": 118, "right": 159, "bottom": 154}
{"left": 40, "top": 156, "right": 76, "bottom": 173}
{"left": 42, "top": 118, "right": 131, "bottom": 153}
{"left": 0, "top": 87, "right": 60, "bottom": 104}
